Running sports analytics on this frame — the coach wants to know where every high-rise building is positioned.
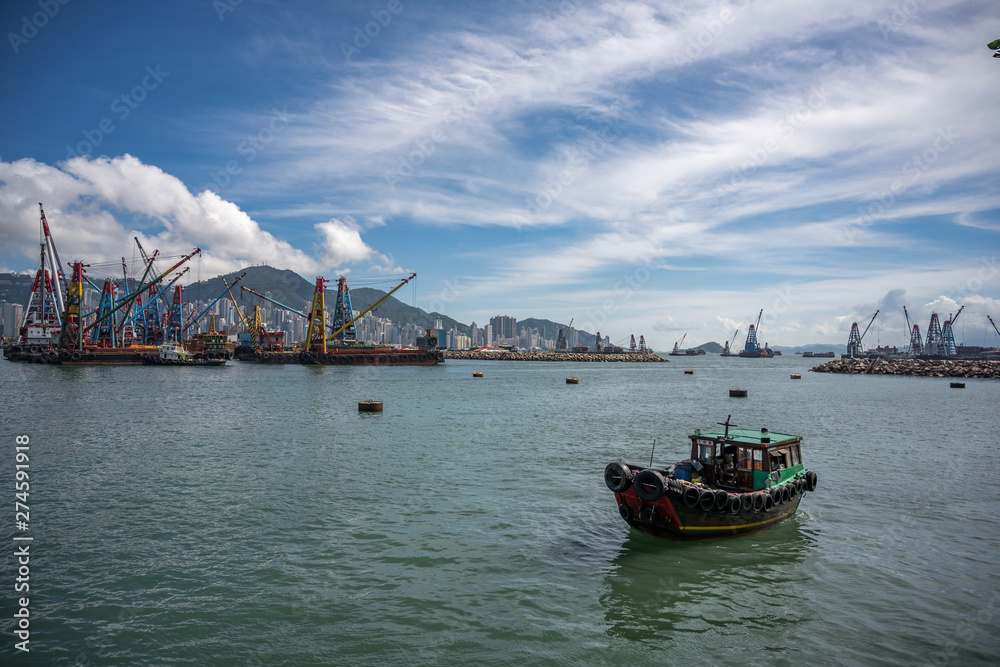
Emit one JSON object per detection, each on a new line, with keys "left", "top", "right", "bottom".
{"left": 485, "top": 323, "right": 493, "bottom": 347}
{"left": 490, "top": 315, "right": 516, "bottom": 342}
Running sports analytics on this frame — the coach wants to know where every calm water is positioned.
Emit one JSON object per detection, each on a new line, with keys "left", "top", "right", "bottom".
{"left": 1, "top": 354, "right": 998, "bottom": 665}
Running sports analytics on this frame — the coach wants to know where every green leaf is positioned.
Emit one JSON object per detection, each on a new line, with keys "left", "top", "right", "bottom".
{"left": 988, "top": 39, "right": 1000, "bottom": 50}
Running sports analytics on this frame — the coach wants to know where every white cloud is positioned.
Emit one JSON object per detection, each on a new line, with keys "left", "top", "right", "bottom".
{"left": 0, "top": 155, "right": 391, "bottom": 281}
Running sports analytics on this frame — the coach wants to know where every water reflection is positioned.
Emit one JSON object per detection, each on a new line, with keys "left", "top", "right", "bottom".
{"left": 602, "top": 518, "right": 818, "bottom": 645}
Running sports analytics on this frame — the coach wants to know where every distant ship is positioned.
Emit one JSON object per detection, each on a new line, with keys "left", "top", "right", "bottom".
{"left": 738, "top": 311, "right": 774, "bottom": 358}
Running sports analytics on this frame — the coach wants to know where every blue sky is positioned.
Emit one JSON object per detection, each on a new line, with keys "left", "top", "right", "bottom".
{"left": 1, "top": 0, "right": 998, "bottom": 348}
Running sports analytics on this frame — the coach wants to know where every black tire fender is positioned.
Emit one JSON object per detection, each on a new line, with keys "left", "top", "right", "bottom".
{"left": 632, "top": 469, "right": 666, "bottom": 502}
{"left": 618, "top": 503, "right": 633, "bottom": 522}
{"left": 762, "top": 492, "right": 775, "bottom": 512}
{"left": 682, "top": 485, "right": 701, "bottom": 508}
{"left": 698, "top": 489, "right": 716, "bottom": 512}
{"left": 806, "top": 471, "right": 818, "bottom": 492}
{"left": 604, "top": 462, "right": 633, "bottom": 493}
{"left": 752, "top": 493, "right": 765, "bottom": 513}
{"left": 740, "top": 494, "right": 754, "bottom": 513}
{"left": 713, "top": 490, "right": 729, "bottom": 511}
{"left": 726, "top": 495, "right": 741, "bottom": 514}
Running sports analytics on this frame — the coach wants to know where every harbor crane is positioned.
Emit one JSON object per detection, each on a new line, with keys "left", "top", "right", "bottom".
{"left": 846, "top": 310, "right": 879, "bottom": 357}
{"left": 556, "top": 318, "right": 573, "bottom": 351}
{"left": 722, "top": 329, "right": 739, "bottom": 356}
{"left": 903, "top": 306, "right": 922, "bottom": 356}
{"left": 671, "top": 333, "right": 687, "bottom": 355}
{"left": 989, "top": 315, "right": 1000, "bottom": 339}
{"left": 941, "top": 305, "right": 964, "bottom": 355}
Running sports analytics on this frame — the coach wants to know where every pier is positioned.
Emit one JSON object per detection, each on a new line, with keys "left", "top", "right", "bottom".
{"left": 445, "top": 350, "right": 667, "bottom": 363}
{"left": 810, "top": 358, "right": 1000, "bottom": 379}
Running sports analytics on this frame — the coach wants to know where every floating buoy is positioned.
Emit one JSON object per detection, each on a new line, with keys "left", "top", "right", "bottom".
{"left": 950, "top": 382, "right": 965, "bottom": 389}
{"left": 473, "top": 371, "right": 484, "bottom": 377}
{"left": 358, "top": 400, "right": 383, "bottom": 412}
{"left": 729, "top": 389, "right": 748, "bottom": 398}
{"left": 566, "top": 377, "right": 579, "bottom": 384}
{"left": 684, "top": 370, "right": 694, "bottom": 375}
{"left": 790, "top": 374, "right": 801, "bottom": 379}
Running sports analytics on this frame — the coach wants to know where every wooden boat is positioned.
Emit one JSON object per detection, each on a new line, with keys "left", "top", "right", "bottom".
{"left": 604, "top": 416, "right": 817, "bottom": 539}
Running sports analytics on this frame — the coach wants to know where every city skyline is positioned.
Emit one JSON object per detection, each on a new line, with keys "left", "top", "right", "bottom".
{"left": 1, "top": 1, "right": 998, "bottom": 347}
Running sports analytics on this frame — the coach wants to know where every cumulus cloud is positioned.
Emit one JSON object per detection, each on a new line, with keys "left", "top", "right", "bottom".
{"left": 0, "top": 155, "right": 388, "bottom": 280}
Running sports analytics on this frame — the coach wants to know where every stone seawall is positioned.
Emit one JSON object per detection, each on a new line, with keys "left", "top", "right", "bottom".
{"left": 810, "top": 357, "right": 1000, "bottom": 379}
{"left": 444, "top": 351, "right": 668, "bottom": 363}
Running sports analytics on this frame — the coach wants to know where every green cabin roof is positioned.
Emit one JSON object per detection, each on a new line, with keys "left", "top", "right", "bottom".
{"left": 692, "top": 428, "right": 800, "bottom": 446}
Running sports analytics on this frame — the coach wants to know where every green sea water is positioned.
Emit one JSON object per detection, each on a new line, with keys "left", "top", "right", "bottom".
{"left": 1, "top": 355, "right": 998, "bottom": 665}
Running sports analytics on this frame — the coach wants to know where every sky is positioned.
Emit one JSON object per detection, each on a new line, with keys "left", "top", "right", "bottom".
{"left": 1, "top": 0, "right": 998, "bottom": 349}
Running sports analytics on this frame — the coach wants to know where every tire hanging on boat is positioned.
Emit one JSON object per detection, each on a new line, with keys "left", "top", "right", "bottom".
{"left": 713, "top": 490, "right": 729, "bottom": 510}
{"left": 762, "top": 493, "right": 775, "bottom": 512}
{"left": 698, "top": 489, "right": 716, "bottom": 512}
{"left": 604, "top": 462, "right": 633, "bottom": 493}
{"left": 740, "top": 494, "right": 754, "bottom": 513}
{"left": 752, "top": 493, "right": 765, "bottom": 513}
{"left": 682, "top": 485, "right": 701, "bottom": 508}
{"left": 618, "top": 503, "right": 633, "bottom": 522}
{"left": 806, "top": 471, "right": 818, "bottom": 492}
{"left": 726, "top": 495, "right": 741, "bottom": 514}
{"left": 632, "top": 469, "right": 666, "bottom": 502}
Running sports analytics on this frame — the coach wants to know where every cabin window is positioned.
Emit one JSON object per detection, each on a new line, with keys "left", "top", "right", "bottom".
{"left": 699, "top": 443, "right": 715, "bottom": 461}
{"left": 737, "top": 447, "right": 751, "bottom": 471}
{"left": 789, "top": 445, "right": 801, "bottom": 466}
{"left": 753, "top": 450, "right": 763, "bottom": 470}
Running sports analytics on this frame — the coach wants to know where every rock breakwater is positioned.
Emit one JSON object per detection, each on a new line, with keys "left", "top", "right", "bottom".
{"left": 445, "top": 351, "right": 668, "bottom": 363}
{"left": 810, "top": 357, "right": 1000, "bottom": 379}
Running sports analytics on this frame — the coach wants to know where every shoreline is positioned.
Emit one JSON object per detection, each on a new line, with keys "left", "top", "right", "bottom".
{"left": 810, "top": 357, "right": 1000, "bottom": 379}
{"left": 444, "top": 351, "right": 669, "bottom": 363}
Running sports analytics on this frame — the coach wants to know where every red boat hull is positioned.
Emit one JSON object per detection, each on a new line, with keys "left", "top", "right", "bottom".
{"left": 613, "top": 486, "right": 802, "bottom": 540}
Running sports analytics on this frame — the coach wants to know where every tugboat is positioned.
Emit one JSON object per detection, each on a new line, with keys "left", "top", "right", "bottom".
{"left": 604, "top": 416, "right": 817, "bottom": 539}
{"left": 140, "top": 342, "right": 227, "bottom": 366}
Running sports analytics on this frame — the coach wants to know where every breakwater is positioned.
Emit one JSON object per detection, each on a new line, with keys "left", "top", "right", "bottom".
{"left": 810, "top": 357, "right": 1000, "bottom": 378}
{"left": 444, "top": 351, "right": 668, "bottom": 362}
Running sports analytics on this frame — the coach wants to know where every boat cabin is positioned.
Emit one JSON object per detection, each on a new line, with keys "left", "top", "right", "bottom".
{"left": 683, "top": 428, "right": 804, "bottom": 491}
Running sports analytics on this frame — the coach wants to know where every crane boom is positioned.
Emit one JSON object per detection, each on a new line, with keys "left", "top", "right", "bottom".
{"left": 989, "top": 315, "right": 1000, "bottom": 338}
{"left": 184, "top": 272, "right": 247, "bottom": 332}
{"left": 240, "top": 285, "right": 309, "bottom": 319}
{"left": 86, "top": 247, "right": 200, "bottom": 332}
{"left": 949, "top": 305, "right": 965, "bottom": 326}
{"left": 327, "top": 272, "right": 417, "bottom": 341}
{"left": 859, "top": 310, "right": 879, "bottom": 341}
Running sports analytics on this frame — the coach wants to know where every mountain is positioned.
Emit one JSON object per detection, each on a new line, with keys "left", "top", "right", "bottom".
{"left": 694, "top": 341, "right": 724, "bottom": 353}
{"left": 186, "top": 266, "right": 315, "bottom": 312}
{"left": 0, "top": 273, "right": 33, "bottom": 307}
